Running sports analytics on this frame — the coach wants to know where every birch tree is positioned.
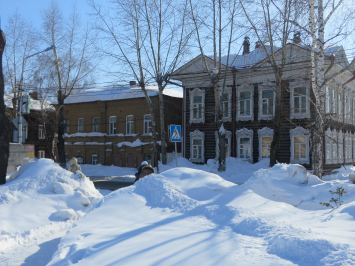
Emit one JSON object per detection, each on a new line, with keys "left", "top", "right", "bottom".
{"left": 189, "top": 0, "right": 240, "bottom": 171}
{"left": 40, "top": 1, "right": 96, "bottom": 168}
{"left": 0, "top": 29, "right": 9, "bottom": 185}
{"left": 240, "top": 0, "right": 299, "bottom": 167}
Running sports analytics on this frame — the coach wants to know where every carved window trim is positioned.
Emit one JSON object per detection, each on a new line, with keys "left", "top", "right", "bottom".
{"left": 219, "top": 87, "right": 232, "bottom": 122}
{"left": 258, "top": 87, "right": 276, "bottom": 120}
{"left": 236, "top": 128, "right": 253, "bottom": 162}
{"left": 190, "top": 129, "right": 205, "bottom": 163}
{"left": 215, "top": 130, "right": 232, "bottom": 159}
{"left": 189, "top": 88, "right": 205, "bottom": 124}
{"left": 290, "top": 82, "right": 311, "bottom": 120}
{"left": 258, "top": 127, "right": 274, "bottom": 160}
{"left": 236, "top": 85, "right": 254, "bottom": 122}
{"left": 290, "top": 126, "right": 310, "bottom": 164}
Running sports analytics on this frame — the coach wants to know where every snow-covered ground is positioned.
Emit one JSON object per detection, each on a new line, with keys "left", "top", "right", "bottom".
{"left": 2, "top": 158, "right": 355, "bottom": 265}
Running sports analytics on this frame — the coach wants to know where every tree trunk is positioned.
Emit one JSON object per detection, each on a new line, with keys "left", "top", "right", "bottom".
{"left": 57, "top": 90, "right": 66, "bottom": 168}
{"left": 312, "top": 116, "right": 324, "bottom": 178}
{"left": 158, "top": 83, "right": 167, "bottom": 165}
{"left": 0, "top": 30, "right": 9, "bottom": 185}
{"left": 214, "top": 80, "right": 226, "bottom": 172}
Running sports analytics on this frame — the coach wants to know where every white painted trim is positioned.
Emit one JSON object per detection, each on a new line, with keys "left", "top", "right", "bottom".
{"left": 290, "top": 83, "right": 311, "bottom": 120}
{"left": 219, "top": 87, "right": 232, "bottom": 122}
{"left": 189, "top": 88, "right": 205, "bottom": 124}
{"left": 236, "top": 85, "right": 254, "bottom": 122}
{"left": 258, "top": 127, "right": 274, "bottom": 160}
{"left": 289, "top": 126, "right": 310, "bottom": 164}
{"left": 258, "top": 87, "right": 276, "bottom": 120}
{"left": 236, "top": 128, "right": 253, "bottom": 162}
{"left": 325, "top": 128, "right": 332, "bottom": 165}
{"left": 189, "top": 129, "right": 205, "bottom": 163}
{"left": 215, "top": 130, "right": 232, "bottom": 159}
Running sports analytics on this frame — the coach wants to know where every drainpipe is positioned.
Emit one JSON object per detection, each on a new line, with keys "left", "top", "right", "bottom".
{"left": 232, "top": 67, "right": 237, "bottom": 157}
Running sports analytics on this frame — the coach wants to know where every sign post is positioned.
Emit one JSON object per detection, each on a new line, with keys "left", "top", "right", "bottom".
{"left": 169, "top": 125, "right": 182, "bottom": 167}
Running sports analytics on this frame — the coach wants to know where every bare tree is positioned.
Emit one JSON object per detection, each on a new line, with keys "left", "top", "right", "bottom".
{"left": 40, "top": 0, "right": 97, "bottom": 168}
{"left": 0, "top": 29, "right": 9, "bottom": 185}
{"left": 3, "top": 11, "right": 36, "bottom": 118}
{"left": 189, "top": 0, "right": 240, "bottom": 171}
{"left": 240, "top": 0, "right": 299, "bottom": 167}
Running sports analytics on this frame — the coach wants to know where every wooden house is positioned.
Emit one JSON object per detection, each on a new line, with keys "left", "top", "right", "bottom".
{"left": 171, "top": 37, "right": 355, "bottom": 170}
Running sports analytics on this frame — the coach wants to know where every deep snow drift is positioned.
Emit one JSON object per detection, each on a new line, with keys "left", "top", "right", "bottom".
{"left": 49, "top": 166, "right": 355, "bottom": 266}
{"left": 0, "top": 159, "right": 102, "bottom": 265}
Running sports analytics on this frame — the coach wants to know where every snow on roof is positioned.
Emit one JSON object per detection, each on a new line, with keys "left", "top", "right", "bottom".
{"left": 4, "top": 93, "right": 54, "bottom": 111}
{"left": 65, "top": 84, "right": 183, "bottom": 104}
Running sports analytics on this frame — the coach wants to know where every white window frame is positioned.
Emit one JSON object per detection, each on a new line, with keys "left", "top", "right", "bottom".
{"left": 92, "top": 154, "right": 98, "bottom": 165}
{"left": 346, "top": 132, "right": 351, "bottom": 163}
{"left": 126, "top": 115, "right": 134, "bottom": 135}
{"left": 236, "top": 128, "right": 253, "bottom": 162}
{"left": 290, "top": 127, "right": 310, "bottom": 164}
{"left": 77, "top": 157, "right": 84, "bottom": 164}
{"left": 215, "top": 130, "right": 232, "bottom": 159}
{"left": 38, "top": 150, "right": 45, "bottom": 158}
{"left": 326, "top": 86, "right": 331, "bottom": 114}
{"left": 219, "top": 87, "right": 232, "bottom": 122}
{"left": 190, "top": 129, "right": 205, "bottom": 163}
{"left": 189, "top": 88, "right": 205, "bottom": 124}
{"left": 290, "top": 82, "right": 310, "bottom": 120}
{"left": 109, "top": 116, "right": 117, "bottom": 135}
{"left": 325, "top": 128, "right": 332, "bottom": 165}
{"left": 92, "top": 117, "right": 100, "bottom": 132}
{"left": 78, "top": 118, "right": 84, "bottom": 133}
{"left": 38, "top": 125, "right": 45, "bottom": 139}
{"left": 258, "top": 87, "right": 276, "bottom": 120}
{"left": 258, "top": 127, "right": 274, "bottom": 160}
{"left": 236, "top": 85, "right": 254, "bottom": 121}
{"left": 143, "top": 114, "right": 152, "bottom": 134}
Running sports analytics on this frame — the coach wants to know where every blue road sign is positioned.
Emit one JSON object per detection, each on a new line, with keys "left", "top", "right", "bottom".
{"left": 170, "top": 125, "right": 181, "bottom": 142}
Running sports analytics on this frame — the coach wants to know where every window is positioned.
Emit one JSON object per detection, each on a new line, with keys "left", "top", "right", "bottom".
{"left": 38, "top": 150, "right": 45, "bottom": 158}
{"left": 92, "top": 154, "right": 98, "bottom": 165}
{"left": 325, "top": 135, "right": 331, "bottom": 164}
{"left": 77, "top": 157, "right": 83, "bottom": 164}
{"left": 353, "top": 100, "right": 355, "bottom": 124}
{"left": 238, "top": 91, "right": 253, "bottom": 121}
{"left": 326, "top": 86, "right": 330, "bottom": 113}
{"left": 353, "top": 137, "right": 355, "bottom": 162}
{"left": 262, "top": 90, "right": 274, "bottom": 116}
{"left": 190, "top": 129, "right": 205, "bottom": 163}
{"left": 78, "top": 118, "right": 84, "bottom": 133}
{"left": 92, "top": 117, "right": 100, "bottom": 132}
{"left": 144, "top": 114, "right": 152, "bottom": 134}
{"left": 236, "top": 128, "right": 253, "bottom": 161}
{"left": 190, "top": 88, "right": 205, "bottom": 124}
{"left": 221, "top": 93, "right": 230, "bottom": 118}
{"left": 332, "top": 130, "right": 337, "bottom": 163}
{"left": 331, "top": 89, "right": 336, "bottom": 114}
{"left": 215, "top": 130, "right": 232, "bottom": 159}
{"left": 338, "top": 92, "right": 342, "bottom": 118}
{"left": 338, "top": 130, "right": 343, "bottom": 163}
{"left": 258, "top": 127, "right": 273, "bottom": 160}
{"left": 145, "top": 154, "right": 152, "bottom": 165}
{"left": 294, "top": 87, "right": 307, "bottom": 114}
{"left": 64, "top": 119, "right": 70, "bottom": 134}
{"left": 290, "top": 127, "right": 310, "bottom": 164}
{"left": 38, "top": 125, "right": 45, "bottom": 139}
{"left": 126, "top": 115, "right": 134, "bottom": 134}
{"left": 109, "top": 116, "right": 116, "bottom": 135}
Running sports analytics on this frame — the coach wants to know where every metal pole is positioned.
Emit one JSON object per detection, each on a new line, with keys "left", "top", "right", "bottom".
{"left": 175, "top": 142, "right": 178, "bottom": 167}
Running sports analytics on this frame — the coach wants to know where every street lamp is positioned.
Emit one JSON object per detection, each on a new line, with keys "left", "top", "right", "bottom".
{"left": 18, "top": 45, "right": 56, "bottom": 144}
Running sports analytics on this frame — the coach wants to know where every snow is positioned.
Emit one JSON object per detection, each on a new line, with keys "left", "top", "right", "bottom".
{"left": 3, "top": 158, "right": 355, "bottom": 265}
{"left": 65, "top": 84, "right": 183, "bottom": 104}
{"left": 4, "top": 93, "right": 54, "bottom": 111}
{"left": 117, "top": 138, "right": 161, "bottom": 148}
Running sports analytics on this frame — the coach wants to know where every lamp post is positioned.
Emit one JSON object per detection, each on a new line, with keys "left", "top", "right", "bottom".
{"left": 18, "top": 45, "right": 56, "bottom": 144}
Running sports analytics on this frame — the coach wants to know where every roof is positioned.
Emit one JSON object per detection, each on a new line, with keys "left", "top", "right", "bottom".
{"left": 65, "top": 84, "right": 183, "bottom": 104}
{"left": 4, "top": 94, "right": 55, "bottom": 111}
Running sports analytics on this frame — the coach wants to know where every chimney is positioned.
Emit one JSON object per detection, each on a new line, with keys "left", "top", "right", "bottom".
{"left": 130, "top": 81, "right": 136, "bottom": 86}
{"left": 255, "top": 41, "right": 262, "bottom": 49}
{"left": 29, "top": 91, "right": 38, "bottom": 100}
{"left": 293, "top": 32, "right": 301, "bottom": 44}
{"left": 242, "top": 36, "right": 250, "bottom": 55}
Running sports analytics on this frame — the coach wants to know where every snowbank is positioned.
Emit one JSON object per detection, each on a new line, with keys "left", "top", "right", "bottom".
{"left": 49, "top": 168, "right": 355, "bottom": 265}
{"left": 0, "top": 159, "right": 102, "bottom": 254}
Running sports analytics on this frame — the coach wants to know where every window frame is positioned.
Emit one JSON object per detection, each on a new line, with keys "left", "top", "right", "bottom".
{"left": 143, "top": 114, "right": 152, "bottom": 134}
{"left": 189, "top": 129, "right": 205, "bottom": 163}
{"left": 189, "top": 88, "right": 205, "bottom": 124}
{"left": 92, "top": 154, "right": 98, "bottom": 165}
{"left": 77, "top": 157, "right": 84, "bottom": 164}
{"left": 236, "top": 128, "right": 253, "bottom": 162}
{"left": 290, "top": 83, "right": 310, "bottom": 120}
{"left": 38, "top": 125, "right": 45, "bottom": 139}
{"left": 290, "top": 127, "right": 310, "bottom": 164}
{"left": 325, "top": 128, "right": 332, "bottom": 165}
{"left": 219, "top": 87, "right": 232, "bottom": 122}
{"left": 38, "top": 150, "right": 45, "bottom": 159}
{"left": 258, "top": 127, "right": 274, "bottom": 160}
{"left": 126, "top": 115, "right": 134, "bottom": 135}
{"left": 77, "top": 118, "right": 84, "bottom": 133}
{"left": 258, "top": 87, "right": 276, "bottom": 120}
{"left": 109, "top": 116, "right": 117, "bottom": 135}
{"left": 92, "top": 117, "right": 100, "bottom": 132}
{"left": 237, "top": 86, "right": 254, "bottom": 121}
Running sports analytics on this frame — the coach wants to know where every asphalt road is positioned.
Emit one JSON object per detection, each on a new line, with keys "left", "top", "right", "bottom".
{"left": 93, "top": 180, "right": 134, "bottom": 191}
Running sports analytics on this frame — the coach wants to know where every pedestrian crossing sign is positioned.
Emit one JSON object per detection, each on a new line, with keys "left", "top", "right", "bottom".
{"left": 170, "top": 125, "right": 181, "bottom": 142}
